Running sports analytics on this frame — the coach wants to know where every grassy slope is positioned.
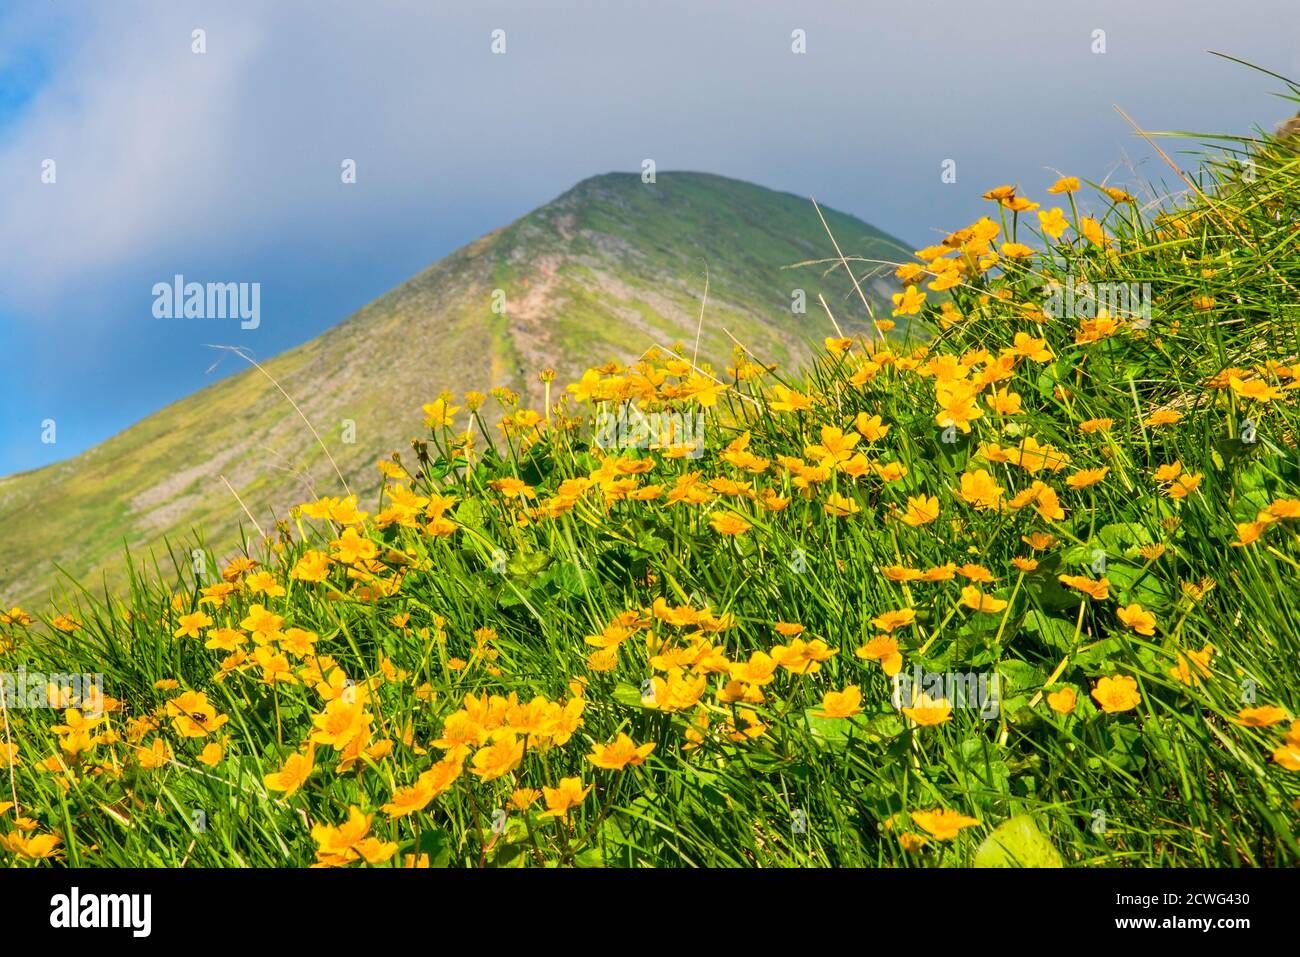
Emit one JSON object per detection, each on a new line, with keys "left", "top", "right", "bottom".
{"left": 0, "top": 172, "right": 909, "bottom": 610}
{"left": 3, "top": 107, "right": 1300, "bottom": 868}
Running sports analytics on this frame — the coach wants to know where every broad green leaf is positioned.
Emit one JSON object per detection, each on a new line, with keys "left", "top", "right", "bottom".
{"left": 973, "top": 815, "right": 1063, "bottom": 868}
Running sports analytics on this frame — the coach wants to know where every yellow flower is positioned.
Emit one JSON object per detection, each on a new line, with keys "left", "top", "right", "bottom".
{"left": 384, "top": 779, "right": 439, "bottom": 819}
{"left": 1047, "top": 687, "right": 1077, "bottom": 714}
{"left": 959, "top": 469, "right": 1003, "bottom": 511}
{"left": 264, "top": 749, "right": 314, "bottom": 797}
{"left": 244, "top": 570, "right": 286, "bottom": 597}
{"left": 0, "top": 607, "right": 34, "bottom": 626}
{"left": 817, "top": 685, "right": 863, "bottom": 719}
{"left": 254, "top": 646, "right": 297, "bottom": 684}
{"left": 221, "top": 556, "right": 258, "bottom": 581}
{"left": 1232, "top": 521, "right": 1268, "bottom": 547}
{"left": 587, "top": 648, "right": 618, "bottom": 672}
{"left": 935, "top": 380, "right": 983, "bottom": 433}
{"left": 709, "top": 512, "right": 752, "bottom": 536}
{"left": 165, "top": 689, "right": 229, "bottom": 738}
{"left": 823, "top": 493, "right": 860, "bottom": 517}
{"left": 292, "top": 550, "right": 332, "bottom": 582}
{"left": 1229, "top": 375, "right": 1287, "bottom": 403}
{"left": 1066, "top": 467, "right": 1109, "bottom": 490}
{"left": 871, "top": 608, "right": 916, "bottom": 633}
{"left": 539, "top": 777, "right": 592, "bottom": 820}
{"left": 1168, "top": 645, "right": 1214, "bottom": 686}
{"left": 330, "top": 527, "right": 379, "bottom": 564}
{"left": 898, "top": 832, "right": 928, "bottom": 852}
{"left": 1116, "top": 603, "right": 1156, "bottom": 636}
{"left": 312, "top": 806, "right": 396, "bottom": 867}
{"left": 173, "top": 611, "right": 214, "bottom": 640}
{"left": 898, "top": 494, "right": 940, "bottom": 527}
{"left": 1272, "top": 744, "right": 1300, "bottom": 771}
{"left": 1233, "top": 705, "right": 1288, "bottom": 728}
{"left": 892, "top": 285, "right": 926, "bottom": 317}
{"left": 855, "top": 631, "right": 902, "bottom": 672}
{"left": 854, "top": 413, "right": 890, "bottom": 442}
{"left": 1167, "top": 472, "right": 1202, "bottom": 500}
{"left": 769, "top": 385, "right": 814, "bottom": 413}
{"left": 1079, "top": 216, "right": 1109, "bottom": 246}
{"left": 384, "top": 759, "right": 461, "bottom": 818}
{"left": 1058, "top": 574, "right": 1110, "bottom": 600}
{"left": 136, "top": 737, "right": 174, "bottom": 770}
{"left": 910, "top": 809, "right": 979, "bottom": 840}
{"left": 1267, "top": 498, "right": 1300, "bottom": 519}
{"left": 682, "top": 374, "right": 729, "bottom": 408}
{"left": 1091, "top": 675, "right": 1141, "bottom": 713}
{"left": 470, "top": 735, "right": 524, "bottom": 781}
{"left": 1038, "top": 207, "right": 1070, "bottom": 239}
{"left": 240, "top": 604, "right": 284, "bottom": 642}
{"left": 771, "top": 637, "right": 837, "bottom": 674}
{"left": 645, "top": 671, "right": 708, "bottom": 712}
{"left": 960, "top": 586, "right": 1007, "bottom": 614}
{"left": 587, "top": 733, "right": 656, "bottom": 770}
{"left": 0, "top": 831, "right": 61, "bottom": 860}
{"left": 729, "top": 651, "right": 778, "bottom": 687}
{"left": 310, "top": 698, "right": 370, "bottom": 749}
{"left": 510, "top": 788, "right": 542, "bottom": 811}
{"left": 901, "top": 692, "right": 952, "bottom": 726}
{"left": 1047, "top": 176, "right": 1080, "bottom": 194}
{"left": 422, "top": 397, "right": 460, "bottom": 428}
{"left": 806, "top": 426, "right": 860, "bottom": 465}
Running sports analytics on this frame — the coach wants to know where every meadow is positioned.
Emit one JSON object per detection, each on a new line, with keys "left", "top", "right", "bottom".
{"left": 3, "top": 99, "right": 1300, "bottom": 868}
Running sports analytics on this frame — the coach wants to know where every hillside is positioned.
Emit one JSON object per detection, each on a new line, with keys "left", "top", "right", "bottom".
{"left": 0, "top": 172, "right": 910, "bottom": 609}
{"left": 5, "top": 113, "right": 1300, "bottom": 869}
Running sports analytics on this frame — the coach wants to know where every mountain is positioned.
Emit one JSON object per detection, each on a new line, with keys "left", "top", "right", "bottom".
{"left": 0, "top": 171, "right": 911, "bottom": 610}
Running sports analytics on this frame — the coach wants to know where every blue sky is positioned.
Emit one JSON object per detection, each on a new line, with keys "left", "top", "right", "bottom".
{"left": 1, "top": 0, "right": 1297, "bottom": 475}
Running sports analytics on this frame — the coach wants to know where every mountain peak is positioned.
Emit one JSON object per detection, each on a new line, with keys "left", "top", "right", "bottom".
{"left": 0, "top": 173, "right": 910, "bottom": 607}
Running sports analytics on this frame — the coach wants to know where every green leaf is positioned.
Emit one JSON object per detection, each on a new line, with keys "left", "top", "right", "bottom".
{"left": 1020, "top": 609, "right": 1076, "bottom": 655}
{"left": 973, "top": 815, "right": 1063, "bottom": 868}
{"left": 573, "top": 846, "right": 605, "bottom": 868}
{"left": 1104, "top": 562, "right": 1171, "bottom": 608}
{"left": 453, "top": 498, "right": 484, "bottom": 531}
{"left": 418, "top": 827, "right": 452, "bottom": 867}
{"left": 1097, "top": 522, "right": 1155, "bottom": 553}
{"left": 612, "top": 681, "right": 655, "bottom": 710}
{"left": 804, "top": 709, "right": 853, "bottom": 749}
{"left": 508, "top": 549, "right": 551, "bottom": 578}
{"left": 541, "top": 562, "right": 598, "bottom": 598}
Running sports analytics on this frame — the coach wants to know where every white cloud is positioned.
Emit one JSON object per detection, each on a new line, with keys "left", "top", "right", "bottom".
{"left": 0, "top": 5, "right": 269, "bottom": 304}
